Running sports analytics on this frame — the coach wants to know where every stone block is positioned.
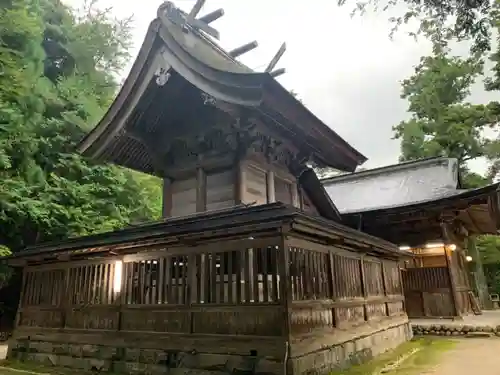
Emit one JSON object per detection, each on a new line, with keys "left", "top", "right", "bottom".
{"left": 465, "top": 332, "right": 493, "bottom": 338}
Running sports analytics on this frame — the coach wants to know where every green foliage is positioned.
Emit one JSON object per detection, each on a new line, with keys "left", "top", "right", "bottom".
{"left": 0, "top": 0, "right": 161, "bottom": 252}
{"left": 0, "top": 245, "right": 12, "bottom": 289}
{"left": 343, "top": 0, "right": 495, "bottom": 56}
{"left": 474, "top": 236, "right": 500, "bottom": 294}
{"left": 393, "top": 49, "right": 500, "bottom": 187}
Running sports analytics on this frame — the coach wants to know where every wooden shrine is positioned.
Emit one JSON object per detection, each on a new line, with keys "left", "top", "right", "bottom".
{"left": 4, "top": 2, "right": 412, "bottom": 375}
{"left": 323, "top": 157, "right": 500, "bottom": 319}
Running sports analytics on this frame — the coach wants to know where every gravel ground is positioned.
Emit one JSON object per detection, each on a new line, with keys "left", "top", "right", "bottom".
{"left": 419, "top": 338, "right": 500, "bottom": 375}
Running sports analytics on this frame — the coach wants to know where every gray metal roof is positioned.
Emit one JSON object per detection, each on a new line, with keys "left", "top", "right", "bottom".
{"left": 322, "top": 157, "right": 465, "bottom": 214}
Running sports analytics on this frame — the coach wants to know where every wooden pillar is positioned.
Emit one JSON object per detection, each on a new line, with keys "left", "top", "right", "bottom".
{"left": 280, "top": 235, "right": 292, "bottom": 336}
{"left": 266, "top": 170, "right": 275, "bottom": 203}
{"left": 381, "top": 261, "right": 388, "bottom": 317}
{"left": 162, "top": 178, "right": 172, "bottom": 218}
{"left": 443, "top": 246, "right": 461, "bottom": 318}
{"left": 196, "top": 167, "right": 206, "bottom": 212}
{"left": 359, "top": 256, "right": 368, "bottom": 321}
{"left": 235, "top": 159, "right": 246, "bottom": 204}
{"left": 441, "top": 219, "right": 461, "bottom": 317}
{"left": 14, "top": 268, "right": 27, "bottom": 329}
{"left": 291, "top": 183, "right": 299, "bottom": 208}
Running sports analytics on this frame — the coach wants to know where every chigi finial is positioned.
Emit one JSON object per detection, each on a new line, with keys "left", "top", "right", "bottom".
{"left": 265, "top": 43, "right": 287, "bottom": 78}
{"left": 156, "top": 1, "right": 287, "bottom": 79}
{"left": 157, "top": 0, "right": 222, "bottom": 39}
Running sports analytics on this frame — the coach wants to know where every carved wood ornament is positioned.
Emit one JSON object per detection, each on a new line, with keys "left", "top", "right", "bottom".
{"left": 152, "top": 93, "right": 312, "bottom": 175}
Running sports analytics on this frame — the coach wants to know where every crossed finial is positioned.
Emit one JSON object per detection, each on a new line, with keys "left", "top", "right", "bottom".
{"left": 156, "top": 1, "right": 287, "bottom": 78}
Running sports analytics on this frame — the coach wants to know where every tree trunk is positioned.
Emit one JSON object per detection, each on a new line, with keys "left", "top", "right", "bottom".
{"left": 469, "top": 237, "right": 492, "bottom": 309}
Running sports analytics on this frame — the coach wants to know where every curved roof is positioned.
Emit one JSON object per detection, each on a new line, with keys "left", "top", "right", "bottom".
{"left": 322, "top": 157, "right": 460, "bottom": 214}
{"left": 77, "top": 2, "right": 366, "bottom": 173}
{"left": 322, "top": 157, "right": 500, "bottom": 237}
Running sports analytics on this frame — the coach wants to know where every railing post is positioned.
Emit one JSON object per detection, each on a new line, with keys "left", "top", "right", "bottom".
{"left": 280, "top": 234, "right": 292, "bottom": 338}
{"left": 359, "top": 255, "right": 368, "bottom": 321}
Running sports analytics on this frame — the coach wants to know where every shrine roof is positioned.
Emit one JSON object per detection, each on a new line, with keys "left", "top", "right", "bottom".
{"left": 322, "top": 157, "right": 500, "bottom": 236}
{"left": 77, "top": 2, "right": 366, "bottom": 174}
{"left": 322, "top": 157, "right": 462, "bottom": 214}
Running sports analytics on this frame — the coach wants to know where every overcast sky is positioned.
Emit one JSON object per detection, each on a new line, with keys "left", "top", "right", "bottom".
{"left": 66, "top": 0, "right": 497, "bottom": 172}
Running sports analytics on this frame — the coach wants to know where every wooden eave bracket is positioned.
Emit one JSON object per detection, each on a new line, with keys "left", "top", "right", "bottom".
{"left": 125, "top": 129, "right": 167, "bottom": 176}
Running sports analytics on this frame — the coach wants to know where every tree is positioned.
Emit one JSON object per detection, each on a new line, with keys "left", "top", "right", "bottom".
{"left": 341, "top": 0, "right": 496, "bottom": 55}
{"left": 0, "top": 0, "right": 161, "bottom": 252}
{"left": 393, "top": 49, "right": 500, "bottom": 187}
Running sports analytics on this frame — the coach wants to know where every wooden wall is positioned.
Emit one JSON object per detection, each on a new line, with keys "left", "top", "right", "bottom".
{"left": 164, "top": 157, "right": 314, "bottom": 218}
{"left": 401, "top": 267, "right": 453, "bottom": 317}
{"left": 13, "top": 232, "right": 408, "bottom": 373}
{"left": 401, "top": 250, "right": 472, "bottom": 318}
{"left": 284, "top": 238, "right": 406, "bottom": 359}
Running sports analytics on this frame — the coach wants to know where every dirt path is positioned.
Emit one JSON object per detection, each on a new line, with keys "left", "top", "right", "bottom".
{"left": 420, "top": 338, "right": 500, "bottom": 375}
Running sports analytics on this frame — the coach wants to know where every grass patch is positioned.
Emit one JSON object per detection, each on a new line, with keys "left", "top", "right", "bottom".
{"left": 0, "top": 360, "right": 81, "bottom": 375}
{"left": 330, "top": 338, "right": 456, "bottom": 375}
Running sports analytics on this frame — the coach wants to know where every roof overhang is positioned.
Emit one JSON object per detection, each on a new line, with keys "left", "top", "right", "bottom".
{"left": 4, "top": 203, "right": 409, "bottom": 267}
{"left": 77, "top": 4, "right": 366, "bottom": 173}
{"left": 341, "top": 183, "right": 500, "bottom": 244}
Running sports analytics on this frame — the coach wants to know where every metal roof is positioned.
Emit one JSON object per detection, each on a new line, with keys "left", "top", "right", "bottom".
{"left": 322, "top": 157, "right": 465, "bottom": 214}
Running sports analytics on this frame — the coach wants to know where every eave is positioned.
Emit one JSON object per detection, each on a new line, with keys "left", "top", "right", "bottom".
{"left": 77, "top": 9, "right": 365, "bottom": 173}
{"left": 4, "top": 203, "right": 408, "bottom": 266}
{"left": 342, "top": 183, "right": 500, "bottom": 243}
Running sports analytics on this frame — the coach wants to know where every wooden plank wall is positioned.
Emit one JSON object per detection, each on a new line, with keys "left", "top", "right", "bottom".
{"left": 166, "top": 160, "right": 307, "bottom": 219}
{"left": 287, "top": 239, "right": 405, "bottom": 343}
{"left": 206, "top": 170, "right": 235, "bottom": 211}
{"left": 245, "top": 164, "right": 268, "bottom": 205}
{"left": 170, "top": 177, "right": 197, "bottom": 217}
{"left": 401, "top": 267, "right": 454, "bottom": 317}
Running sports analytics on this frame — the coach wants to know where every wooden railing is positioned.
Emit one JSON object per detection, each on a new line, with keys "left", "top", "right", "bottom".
{"left": 17, "top": 234, "right": 407, "bottom": 338}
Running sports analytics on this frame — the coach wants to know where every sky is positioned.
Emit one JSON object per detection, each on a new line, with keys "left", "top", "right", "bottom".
{"left": 66, "top": 0, "right": 497, "bottom": 171}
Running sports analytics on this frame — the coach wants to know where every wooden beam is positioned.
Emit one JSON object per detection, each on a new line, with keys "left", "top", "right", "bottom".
{"left": 187, "top": 0, "right": 206, "bottom": 22}
{"left": 188, "top": 17, "right": 220, "bottom": 39}
{"left": 265, "top": 42, "right": 286, "bottom": 72}
{"left": 198, "top": 8, "right": 224, "bottom": 24}
{"left": 229, "top": 41, "right": 258, "bottom": 58}
{"left": 270, "top": 68, "right": 286, "bottom": 78}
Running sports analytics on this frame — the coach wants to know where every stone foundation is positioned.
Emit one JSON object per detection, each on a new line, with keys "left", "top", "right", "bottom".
{"left": 9, "top": 340, "right": 283, "bottom": 375}
{"left": 9, "top": 322, "right": 411, "bottom": 375}
{"left": 290, "top": 322, "right": 412, "bottom": 375}
{"left": 412, "top": 323, "right": 500, "bottom": 337}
